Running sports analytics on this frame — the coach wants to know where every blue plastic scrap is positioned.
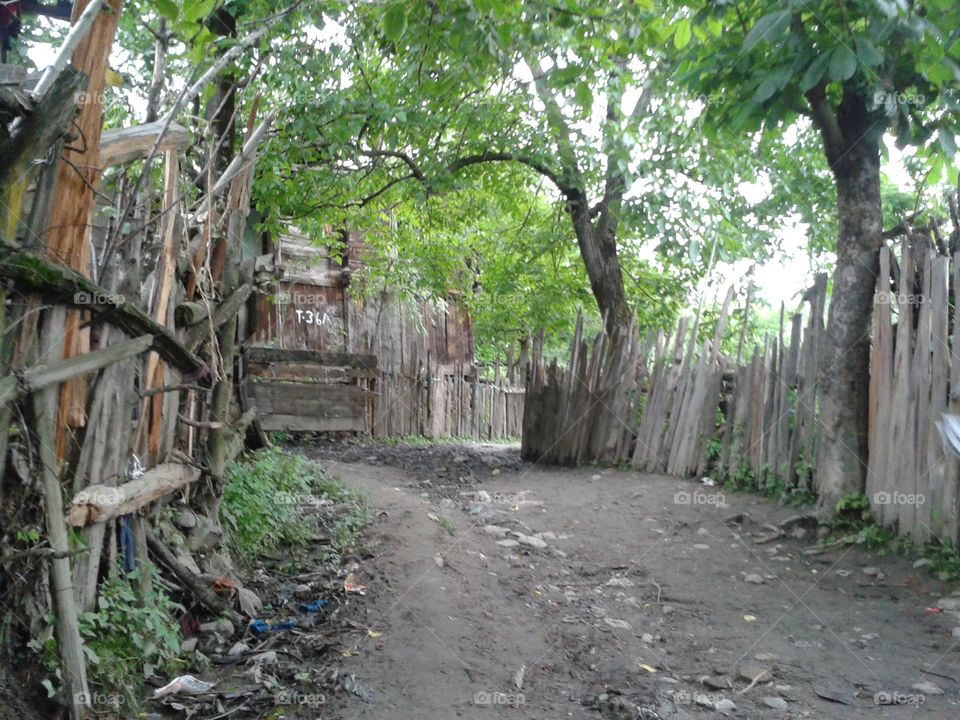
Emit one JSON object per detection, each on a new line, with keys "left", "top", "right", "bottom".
{"left": 249, "top": 619, "right": 295, "bottom": 635}
{"left": 302, "top": 599, "right": 328, "bottom": 612}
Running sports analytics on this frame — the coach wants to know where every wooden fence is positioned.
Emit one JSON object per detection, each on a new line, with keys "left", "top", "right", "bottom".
{"left": 522, "top": 240, "right": 960, "bottom": 545}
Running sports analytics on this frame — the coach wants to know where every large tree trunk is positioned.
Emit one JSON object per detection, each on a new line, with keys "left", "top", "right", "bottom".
{"left": 567, "top": 194, "right": 631, "bottom": 334}
{"left": 815, "top": 137, "right": 883, "bottom": 514}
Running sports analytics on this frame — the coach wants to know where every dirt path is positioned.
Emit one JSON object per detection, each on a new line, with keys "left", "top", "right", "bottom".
{"left": 308, "top": 443, "right": 960, "bottom": 719}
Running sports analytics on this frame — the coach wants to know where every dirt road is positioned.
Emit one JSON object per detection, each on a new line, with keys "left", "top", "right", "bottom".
{"left": 308, "top": 442, "right": 960, "bottom": 719}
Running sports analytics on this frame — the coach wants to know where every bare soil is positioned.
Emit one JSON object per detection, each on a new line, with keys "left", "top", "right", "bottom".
{"left": 307, "top": 441, "right": 960, "bottom": 719}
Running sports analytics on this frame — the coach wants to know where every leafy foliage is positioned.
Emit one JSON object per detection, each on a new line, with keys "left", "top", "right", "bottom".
{"left": 221, "top": 447, "right": 366, "bottom": 558}
{"left": 31, "top": 575, "right": 184, "bottom": 713}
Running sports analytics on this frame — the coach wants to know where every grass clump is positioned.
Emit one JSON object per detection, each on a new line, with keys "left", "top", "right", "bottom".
{"left": 221, "top": 447, "right": 368, "bottom": 558}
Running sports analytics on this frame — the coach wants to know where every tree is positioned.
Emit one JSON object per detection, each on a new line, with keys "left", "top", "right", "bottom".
{"left": 676, "top": 0, "right": 960, "bottom": 512}
{"left": 254, "top": 0, "right": 835, "bottom": 340}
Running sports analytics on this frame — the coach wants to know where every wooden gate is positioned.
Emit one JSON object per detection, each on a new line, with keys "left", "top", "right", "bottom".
{"left": 243, "top": 346, "right": 377, "bottom": 433}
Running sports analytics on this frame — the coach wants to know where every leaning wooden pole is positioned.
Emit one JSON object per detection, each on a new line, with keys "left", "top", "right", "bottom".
{"left": 44, "top": 0, "right": 124, "bottom": 459}
{"left": 34, "top": 307, "right": 90, "bottom": 720}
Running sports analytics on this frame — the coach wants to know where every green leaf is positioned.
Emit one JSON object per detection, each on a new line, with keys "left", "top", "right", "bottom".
{"left": 743, "top": 11, "right": 790, "bottom": 53}
{"left": 383, "top": 5, "right": 408, "bottom": 43}
{"left": 674, "top": 19, "right": 692, "bottom": 50}
{"left": 938, "top": 130, "right": 958, "bottom": 157}
{"left": 828, "top": 46, "right": 858, "bottom": 81}
{"left": 854, "top": 37, "right": 884, "bottom": 67}
{"left": 799, "top": 53, "right": 831, "bottom": 91}
{"left": 753, "top": 67, "right": 792, "bottom": 103}
{"left": 152, "top": 0, "right": 178, "bottom": 21}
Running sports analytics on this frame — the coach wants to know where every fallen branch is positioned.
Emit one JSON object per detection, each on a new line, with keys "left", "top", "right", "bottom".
{"left": 99, "top": 120, "right": 191, "bottom": 167}
{"left": 184, "top": 284, "right": 252, "bottom": 352}
{"left": 0, "top": 546, "right": 90, "bottom": 564}
{"left": 65, "top": 463, "right": 201, "bottom": 527}
{"left": 144, "top": 525, "right": 242, "bottom": 626}
{"left": 0, "top": 334, "right": 152, "bottom": 405}
{"left": 0, "top": 240, "right": 205, "bottom": 372}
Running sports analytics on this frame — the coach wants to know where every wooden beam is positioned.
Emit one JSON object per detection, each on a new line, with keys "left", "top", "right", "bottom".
{"left": 0, "top": 334, "right": 152, "bottom": 405}
{"left": 65, "top": 463, "right": 200, "bottom": 527}
{"left": 0, "top": 240, "right": 205, "bottom": 372}
{"left": 0, "top": 69, "right": 85, "bottom": 189}
{"left": 183, "top": 284, "right": 252, "bottom": 352}
{"left": 99, "top": 120, "right": 190, "bottom": 167}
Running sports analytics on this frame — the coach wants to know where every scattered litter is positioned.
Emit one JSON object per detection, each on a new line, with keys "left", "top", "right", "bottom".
{"left": 604, "top": 617, "right": 632, "bottom": 630}
{"left": 302, "top": 599, "right": 328, "bottom": 612}
{"left": 514, "top": 664, "right": 526, "bottom": 690}
{"left": 434, "top": 553, "right": 444, "bottom": 568}
{"left": 743, "top": 614, "right": 757, "bottom": 622}
{"left": 342, "top": 674, "right": 374, "bottom": 701}
{"left": 344, "top": 573, "right": 368, "bottom": 594}
{"left": 367, "top": 629, "right": 382, "bottom": 638}
{"left": 605, "top": 576, "right": 635, "bottom": 588}
{"left": 152, "top": 675, "right": 216, "bottom": 698}
{"left": 911, "top": 680, "right": 944, "bottom": 695}
{"left": 249, "top": 619, "right": 294, "bottom": 635}
{"left": 637, "top": 663, "right": 658, "bottom": 673}
{"left": 701, "top": 477, "right": 715, "bottom": 486}
{"left": 744, "top": 574, "right": 765, "bottom": 585}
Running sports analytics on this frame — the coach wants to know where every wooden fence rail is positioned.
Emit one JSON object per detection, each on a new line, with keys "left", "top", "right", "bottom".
{"left": 522, "top": 240, "right": 960, "bottom": 545}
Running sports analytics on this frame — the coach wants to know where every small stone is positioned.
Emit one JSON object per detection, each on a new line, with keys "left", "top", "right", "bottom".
{"left": 738, "top": 664, "right": 772, "bottom": 683}
{"left": 497, "top": 539, "right": 520, "bottom": 548}
{"left": 862, "top": 566, "right": 881, "bottom": 576}
{"left": 591, "top": 474, "right": 602, "bottom": 481}
{"left": 641, "top": 633, "right": 654, "bottom": 644}
{"left": 693, "top": 543, "right": 711, "bottom": 550}
{"left": 936, "top": 597, "right": 960, "bottom": 611}
{"left": 514, "top": 533, "right": 548, "bottom": 549}
{"left": 697, "top": 527, "right": 710, "bottom": 537}
{"left": 293, "top": 583, "right": 312, "bottom": 598}
{"left": 913, "top": 558, "right": 932, "bottom": 569}
{"left": 714, "top": 698, "right": 737, "bottom": 715}
{"left": 702, "top": 675, "right": 732, "bottom": 690}
{"left": 173, "top": 507, "right": 197, "bottom": 529}
{"left": 911, "top": 680, "right": 944, "bottom": 695}
{"left": 605, "top": 576, "right": 635, "bottom": 588}
{"left": 744, "top": 574, "right": 765, "bottom": 585}
{"left": 483, "top": 524, "right": 509, "bottom": 537}
{"left": 763, "top": 696, "right": 788, "bottom": 710}
{"left": 604, "top": 617, "right": 631, "bottom": 630}
{"left": 952, "top": 627, "right": 960, "bottom": 638}
{"left": 180, "top": 637, "right": 199, "bottom": 653}
{"left": 228, "top": 641, "right": 249, "bottom": 656}
{"left": 662, "top": 604, "right": 675, "bottom": 615}
{"left": 199, "top": 618, "right": 235, "bottom": 637}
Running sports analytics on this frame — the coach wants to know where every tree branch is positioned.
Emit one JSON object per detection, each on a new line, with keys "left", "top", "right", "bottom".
{"left": 805, "top": 82, "right": 845, "bottom": 167}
